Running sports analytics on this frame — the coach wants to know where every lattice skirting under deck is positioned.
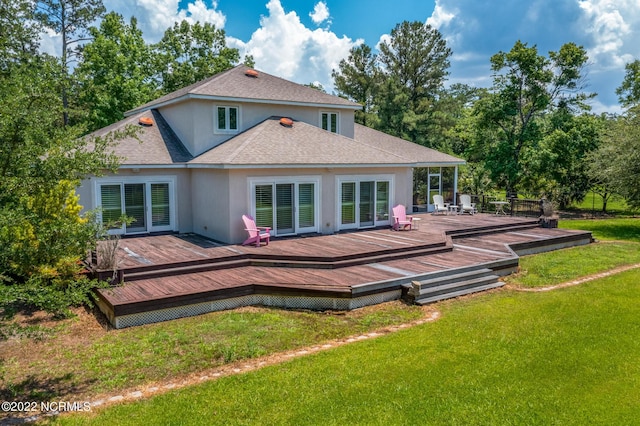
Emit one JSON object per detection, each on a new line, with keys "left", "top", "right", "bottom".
{"left": 111, "top": 290, "right": 402, "bottom": 329}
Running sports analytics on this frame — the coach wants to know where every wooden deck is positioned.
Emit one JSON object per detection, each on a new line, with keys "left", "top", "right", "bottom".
{"left": 94, "top": 214, "right": 593, "bottom": 328}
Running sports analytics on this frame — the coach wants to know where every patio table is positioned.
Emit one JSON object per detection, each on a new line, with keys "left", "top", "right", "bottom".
{"left": 490, "top": 201, "right": 509, "bottom": 215}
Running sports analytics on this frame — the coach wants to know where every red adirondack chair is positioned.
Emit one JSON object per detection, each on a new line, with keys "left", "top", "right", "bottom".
{"left": 392, "top": 204, "right": 413, "bottom": 231}
{"left": 242, "top": 215, "right": 271, "bottom": 247}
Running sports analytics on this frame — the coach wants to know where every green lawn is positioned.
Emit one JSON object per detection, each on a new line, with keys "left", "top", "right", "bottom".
{"left": 17, "top": 218, "right": 640, "bottom": 424}
{"left": 56, "top": 270, "right": 640, "bottom": 425}
{"left": 505, "top": 241, "right": 640, "bottom": 288}
{"left": 560, "top": 218, "right": 640, "bottom": 242}
{"left": 568, "top": 192, "right": 632, "bottom": 215}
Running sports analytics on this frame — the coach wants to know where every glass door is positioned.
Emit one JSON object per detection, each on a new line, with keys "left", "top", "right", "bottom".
{"left": 150, "top": 183, "right": 172, "bottom": 231}
{"left": 99, "top": 181, "right": 174, "bottom": 234}
{"left": 124, "top": 183, "right": 147, "bottom": 233}
{"left": 339, "top": 179, "right": 391, "bottom": 229}
{"left": 297, "top": 183, "right": 316, "bottom": 233}
{"left": 376, "top": 181, "right": 389, "bottom": 222}
{"left": 255, "top": 184, "right": 274, "bottom": 229}
{"left": 276, "top": 183, "right": 294, "bottom": 235}
{"left": 254, "top": 182, "right": 318, "bottom": 236}
{"left": 427, "top": 170, "right": 441, "bottom": 213}
{"left": 359, "top": 181, "right": 375, "bottom": 227}
{"left": 340, "top": 182, "right": 357, "bottom": 228}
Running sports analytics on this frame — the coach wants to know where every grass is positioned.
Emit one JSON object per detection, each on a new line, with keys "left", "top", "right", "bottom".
{"left": 560, "top": 218, "right": 640, "bottom": 242}
{"left": 504, "top": 241, "right": 640, "bottom": 288}
{"left": 5, "top": 218, "right": 639, "bottom": 423}
{"left": 55, "top": 270, "right": 640, "bottom": 425}
{"left": 0, "top": 303, "right": 423, "bottom": 401}
{"left": 567, "top": 192, "right": 633, "bottom": 215}
{"left": 500, "top": 218, "right": 640, "bottom": 288}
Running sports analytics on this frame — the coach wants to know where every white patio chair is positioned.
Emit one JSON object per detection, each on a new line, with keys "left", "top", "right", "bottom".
{"left": 460, "top": 194, "right": 476, "bottom": 215}
{"left": 432, "top": 195, "right": 448, "bottom": 215}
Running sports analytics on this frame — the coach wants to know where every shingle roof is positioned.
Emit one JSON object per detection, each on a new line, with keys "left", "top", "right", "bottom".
{"left": 189, "top": 118, "right": 465, "bottom": 168}
{"left": 353, "top": 124, "right": 464, "bottom": 165}
{"left": 127, "top": 65, "right": 361, "bottom": 115}
{"left": 90, "top": 110, "right": 192, "bottom": 165}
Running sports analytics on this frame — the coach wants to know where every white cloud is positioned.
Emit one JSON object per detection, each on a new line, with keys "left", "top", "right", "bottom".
{"left": 39, "top": 0, "right": 227, "bottom": 60}
{"left": 426, "top": 0, "right": 456, "bottom": 29}
{"left": 90, "top": 0, "right": 226, "bottom": 43}
{"left": 309, "top": 2, "right": 330, "bottom": 26}
{"left": 577, "top": 0, "right": 639, "bottom": 69}
{"left": 238, "top": 0, "right": 360, "bottom": 91}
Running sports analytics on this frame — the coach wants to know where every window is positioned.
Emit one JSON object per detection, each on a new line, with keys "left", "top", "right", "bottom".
{"left": 215, "top": 106, "right": 239, "bottom": 133}
{"left": 321, "top": 112, "right": 338, "bottom": 133}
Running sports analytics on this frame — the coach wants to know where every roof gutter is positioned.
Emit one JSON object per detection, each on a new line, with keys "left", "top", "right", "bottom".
{"left": 125, "top": 93, "right": 362, "bottom": 117}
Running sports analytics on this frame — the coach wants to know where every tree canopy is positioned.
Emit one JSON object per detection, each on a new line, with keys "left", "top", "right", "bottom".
{"left": 473, "top": 40, "right": 594, "bottom": 198}
{"left": 75, "top": 12, "right": 157, "bottom": 131}
{"left": 153, "top": 20, "right": 240, "bottom": 94}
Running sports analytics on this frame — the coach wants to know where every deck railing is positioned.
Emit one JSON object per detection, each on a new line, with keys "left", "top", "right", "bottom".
{"left": 460, "top": 194, "right": 543, "bottom": 218}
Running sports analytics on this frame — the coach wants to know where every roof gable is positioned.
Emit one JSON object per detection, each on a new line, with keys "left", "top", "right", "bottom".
{"left": 127, "top": 65, "right": 361, "bottom": 115}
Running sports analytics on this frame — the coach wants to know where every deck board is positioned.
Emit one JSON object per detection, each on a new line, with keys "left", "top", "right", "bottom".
{"left": 96, "top": 214, "right": 592, "bottom": 323}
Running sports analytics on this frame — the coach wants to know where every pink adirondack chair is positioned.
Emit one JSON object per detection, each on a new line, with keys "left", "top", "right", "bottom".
{"left": 242, "top": 214, "right": 271, "bottom": 247}
{"left": 392, "top": 204, "right": 413, "bottom": 231}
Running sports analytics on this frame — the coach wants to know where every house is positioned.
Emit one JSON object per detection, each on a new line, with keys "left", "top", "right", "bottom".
{"left": 77, "top": 65, "right": 464, "bottom": 243}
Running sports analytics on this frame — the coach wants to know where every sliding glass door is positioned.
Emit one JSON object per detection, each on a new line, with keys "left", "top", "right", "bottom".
{"left": 98, "top": 180, "right": 174, "bottom": 234}
{"left": 253, "top": 180, "right": 318, "bottom": 236}
{"left": 339, "top": 177, "right": 391, "bottom": 229}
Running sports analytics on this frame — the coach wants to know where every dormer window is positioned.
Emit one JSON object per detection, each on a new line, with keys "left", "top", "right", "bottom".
{"left": 320, "top": 111, "right": 339, "bottom": 133}
{"left": 215, "top": 106, "right": 239, "bottom": 134}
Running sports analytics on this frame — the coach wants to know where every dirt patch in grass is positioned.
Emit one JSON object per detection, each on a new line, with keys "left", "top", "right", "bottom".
{"left": 0, "top": 300, "right": 427, "bottom": 412}
{"left": 508, "top": 263, "right": 640, "bottom": 292}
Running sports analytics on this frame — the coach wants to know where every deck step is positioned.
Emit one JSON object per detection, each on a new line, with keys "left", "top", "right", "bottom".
{"left": 411, "top": 268, "right": 495, "bottom": 290}
{"left": 123, "top": 259, "right": 251, "bottom": 281}
{"left": 251, "top": 244, "right": 453, "bottom": 269}
{"left": 447, "top": 222, "right": 539, "bottom": 239}
{"left": 409, "top": 267, "right": 503, "bottom": 305}
{"left": 414, "top": 281, "right": 504, "bottom": 305}
{"left": 123, "top": 243, "right": 454, "bottom": 281}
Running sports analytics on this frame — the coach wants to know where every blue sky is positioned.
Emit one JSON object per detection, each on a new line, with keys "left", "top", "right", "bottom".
{"left": 44, "top": 0, "right": 640, "bottom": 113}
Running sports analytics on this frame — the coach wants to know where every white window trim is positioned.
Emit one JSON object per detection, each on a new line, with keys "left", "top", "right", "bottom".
{"left": 214, "top": 105, "right": 241, "bottom": 134}
{"left": 248, "top": 176, "right": 321, "bottom": 236}
{"left": 336, "top": 174, "right": 394, "bottom": 231}
{"left": 319, "top": 111, "right": 340, "bottom": 134}
{"left": 93, "top": 175, "right": 178, "bottom": 235}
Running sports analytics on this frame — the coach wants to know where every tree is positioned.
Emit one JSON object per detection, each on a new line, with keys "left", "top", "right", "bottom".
{"left": 616, "top": 59, "right": 640, "bottom": 108}
{"left": 332, "top": 43, "right": 380, "bottom": 126}
{"left": 376, "top": 21, "right": 452, "bottom": 145}
{"left": 35, "top": 0, "right": 106, "bottom": 126}
{"left": 0, "top": 0, "right": 42, "bottom": 65}
{"left": 586, "top": 114, "right": 620, "bottom": 213}
{"left": 378, "top": 21, "right": 451, "bottom": 108}
{"left": 0, "top": 48, "right": 121, "bottom": 316}
{"left": 304, "top": 82, "right": 326, "bottom": 92}
{"left": 75, "top": 12, "right": 157, "bottom": 131}
{"left": 533, "top": 110, "right": 602, "bottom": 208}
{"left": 588, "top": 108, "right": 640, "bottom": 210}
{"left": 153, "top": 20, "right": 240, "bottom": 94}
{"left": 474, "top": 40, "right": 592, "bottom": 197}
